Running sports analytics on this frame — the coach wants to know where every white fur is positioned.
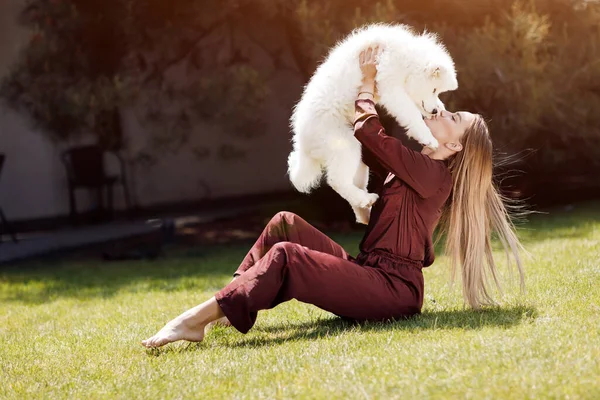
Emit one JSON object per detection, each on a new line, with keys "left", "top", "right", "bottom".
{"left": 288, "top": 24, "right": 458, "bottom": 224}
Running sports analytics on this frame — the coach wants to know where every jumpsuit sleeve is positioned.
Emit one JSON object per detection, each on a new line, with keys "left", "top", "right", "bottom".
{"left": 353, "top": 98, "right": 449, "bottom": 199}
{"left": 359, "top": 134, "right": 388, "bottom": 180}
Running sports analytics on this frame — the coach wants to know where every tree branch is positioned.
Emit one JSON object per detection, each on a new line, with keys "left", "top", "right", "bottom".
{"left": 142, "top": 3, "right": 251, "bottom": 85}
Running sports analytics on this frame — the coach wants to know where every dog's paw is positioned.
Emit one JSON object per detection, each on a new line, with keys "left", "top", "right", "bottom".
{"left": 353, "top": 207, "right": 371, "bottom": 225}
{"left": 357, "top": 192, "right": 379, "bottom": 209}
{"left": 422, "top": 137, "right": 439, "bottom": 151}
{"left": 406, "top": 126, "right": 438, "bottom": 150}
{"left": 356, "top": 216, "right": 370, "bottom": 225}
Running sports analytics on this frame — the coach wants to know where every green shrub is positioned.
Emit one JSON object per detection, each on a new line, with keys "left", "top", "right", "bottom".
{"left": 294, "top": 0, "right": 600, "bottom": 199}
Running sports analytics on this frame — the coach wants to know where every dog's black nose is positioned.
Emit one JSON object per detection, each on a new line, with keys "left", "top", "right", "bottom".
{"left": 431, "top": 108, "right": 438, "bottom": 115}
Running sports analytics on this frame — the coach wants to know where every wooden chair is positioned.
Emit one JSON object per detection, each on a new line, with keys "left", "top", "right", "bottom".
{"left": 0, "top": 154, "right": 18, "bottom": 244}
{"left": 61, "top": 145, "right": 132, "bottom": 222}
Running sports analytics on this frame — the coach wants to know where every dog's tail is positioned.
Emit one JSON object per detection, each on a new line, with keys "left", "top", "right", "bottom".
{"left": 287, "top": 149, "right": 323, "bottom": 193}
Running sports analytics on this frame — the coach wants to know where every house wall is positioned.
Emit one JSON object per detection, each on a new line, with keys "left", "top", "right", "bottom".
{"left": 0, "top": 0, "right": 301, "bottom": 222}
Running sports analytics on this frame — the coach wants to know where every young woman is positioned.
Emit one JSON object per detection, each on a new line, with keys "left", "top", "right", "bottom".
{"left": 142, "top": 46, "right": 524, "bottom": 348}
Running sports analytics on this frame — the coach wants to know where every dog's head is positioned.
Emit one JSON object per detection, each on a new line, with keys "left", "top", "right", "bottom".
{"left": 406, "top": 63, "right": 458, "bottom": 117}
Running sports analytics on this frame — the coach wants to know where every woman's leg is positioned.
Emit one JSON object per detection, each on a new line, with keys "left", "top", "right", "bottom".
{"left": 208, "top": 211, "right": 352, "bottom": 328}
{"left": 215, "top": 242, "right": 420, "bottom": 335}
{"left": 234, "top": 211, "right": 352, "bottom": 277}
{"left": 143, "top": 242, "right": 419, "bottom": 348}
{"left": 141, "top": 212, "right": 413, "bottom": 348}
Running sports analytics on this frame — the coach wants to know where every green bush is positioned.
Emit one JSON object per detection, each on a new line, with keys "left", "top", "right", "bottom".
{"left": 294, "top": 0, "right": 600, "bottom": 201}
{"left": 442, "top": 1, "right": 600, "bottom": 172}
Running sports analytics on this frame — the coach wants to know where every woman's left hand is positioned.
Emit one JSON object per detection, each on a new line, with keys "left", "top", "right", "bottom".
{"left": 359, "top": 46, "right": 381, "bottom": 83}
{"left": 358, "top": 46, "right": 381, "bottom": 100}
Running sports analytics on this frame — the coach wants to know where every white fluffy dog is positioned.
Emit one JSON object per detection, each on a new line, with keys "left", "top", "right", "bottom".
{"left": 287, "top": 24, "right": 458, "bottom": 224}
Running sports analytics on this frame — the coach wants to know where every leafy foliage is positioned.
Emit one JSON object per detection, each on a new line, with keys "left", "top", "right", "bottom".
{"left": 0, "top": 0, "right": 269, "bottom": 156}
{"left": 1, "top": 0, "right": 598, "bottom": 190}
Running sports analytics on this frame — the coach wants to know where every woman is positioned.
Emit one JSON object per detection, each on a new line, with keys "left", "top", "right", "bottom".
{"left": 142, "top": 46, "right": 524, "bottom": 348}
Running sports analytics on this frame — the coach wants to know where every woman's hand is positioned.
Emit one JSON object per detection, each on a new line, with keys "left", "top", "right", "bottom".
{"left": 358, "top": 45, "right": 382, "bottom": 101}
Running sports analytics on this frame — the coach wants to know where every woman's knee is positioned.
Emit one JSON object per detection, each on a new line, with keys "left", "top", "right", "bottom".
{"left": 251, "top": 242, "right": 299, "bottom": 276}
{"left": 267, "top": 242, "right": 306, "bottom": 269}
{"left": 271, "top": 241, "right": 303, "bottom": 256}
{"left": 268, "top": 211, "right": 298, "bottom": 227}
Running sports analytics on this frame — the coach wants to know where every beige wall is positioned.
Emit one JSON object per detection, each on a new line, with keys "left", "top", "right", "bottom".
{"left": 0, "top": 0, "right": 71, "bottom": 221}
{"left": 0, "top": 1, "right": 299, "bottom": 222}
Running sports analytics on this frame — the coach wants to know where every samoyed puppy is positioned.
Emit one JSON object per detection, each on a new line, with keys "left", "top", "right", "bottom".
{"left": 288, "top": 24, "right": 458, "bottom": 224}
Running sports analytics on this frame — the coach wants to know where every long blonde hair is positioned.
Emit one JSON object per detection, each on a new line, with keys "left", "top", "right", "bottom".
{"left": 437, "top": 116, "right": 525, "bottom": 309}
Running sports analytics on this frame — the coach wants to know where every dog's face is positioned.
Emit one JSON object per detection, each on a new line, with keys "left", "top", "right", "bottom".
{"left": 406, "top": 64, "right": 458, "bottom": 117}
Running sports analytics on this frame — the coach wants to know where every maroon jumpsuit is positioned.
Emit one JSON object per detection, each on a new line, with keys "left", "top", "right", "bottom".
{"left": 215, "top": 99, "right": 453, "bottom": 333}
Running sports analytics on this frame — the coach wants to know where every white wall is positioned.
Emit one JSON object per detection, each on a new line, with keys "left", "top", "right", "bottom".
{"left": 0, "top": 1, "right": 300, "bottom": 222}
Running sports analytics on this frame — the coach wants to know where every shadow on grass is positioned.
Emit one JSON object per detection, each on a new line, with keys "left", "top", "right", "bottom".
{"left": 230, "top": 305, "right": 537, "bottom": 348}
{"left": 145, "top": 305, "right": 536, "bottom": 356}
{"left": 0, "top": 243, "right": 247, "bottom": 304}
{"left": 0, "top": 232, "right": 362, "bottom": 305}
{"left": 260, "top": 305, "right": 535, "bottom": 332}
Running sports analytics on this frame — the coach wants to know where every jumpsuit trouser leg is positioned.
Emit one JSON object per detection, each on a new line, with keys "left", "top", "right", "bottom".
{"left": 232, "top": 211, "right": 353, "bottom": 276}
{"left": 215, "top": 212, "right": 422, "bottom": 334}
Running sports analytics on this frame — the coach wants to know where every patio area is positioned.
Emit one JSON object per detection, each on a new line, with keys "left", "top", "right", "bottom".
{"left": 0, "top": 205, "right": 263, "bottom": 265}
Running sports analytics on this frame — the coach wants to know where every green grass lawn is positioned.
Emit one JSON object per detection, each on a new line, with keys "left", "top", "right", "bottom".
{"left": 1, "top": 202, "right": 599, "bottom": 399}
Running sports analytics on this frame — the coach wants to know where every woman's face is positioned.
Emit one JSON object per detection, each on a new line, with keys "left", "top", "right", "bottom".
{"left": 424, "top": 110, "right": 476, "bottom": 146}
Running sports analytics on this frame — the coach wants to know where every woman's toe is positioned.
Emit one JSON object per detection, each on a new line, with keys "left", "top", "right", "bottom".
{"left": 146, "top": 336, "right": 158, "bottom": 347}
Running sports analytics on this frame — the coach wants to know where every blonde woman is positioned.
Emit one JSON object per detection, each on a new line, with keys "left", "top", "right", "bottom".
{"left": 142, "top": 46, "right": 524, "bottom": 348}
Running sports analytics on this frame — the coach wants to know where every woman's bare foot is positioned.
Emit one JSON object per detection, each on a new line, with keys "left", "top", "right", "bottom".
{"left": 142, "top": 313, "right": 206, "bottom": 348}
{"left": 142, "top": 296, "right": 224, "bottom": 348}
